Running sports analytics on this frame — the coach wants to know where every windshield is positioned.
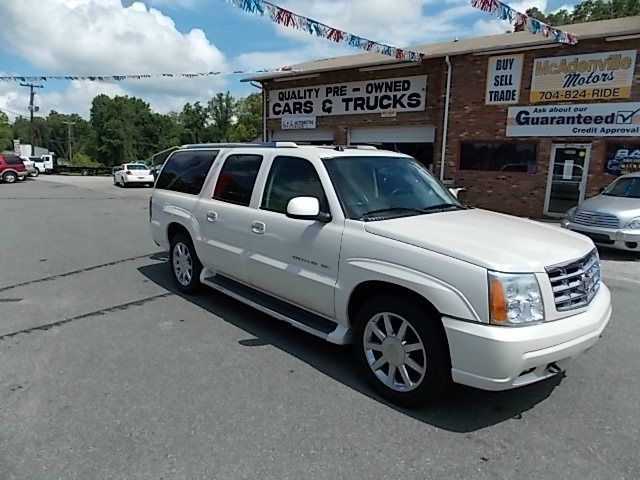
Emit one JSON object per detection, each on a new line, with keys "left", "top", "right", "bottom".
{"left": 603, "top": 177, "right": 640, "bottom": 199}
{"left": 128, "top": 164, "right": 147, "bottom": 170}
{"left": 322, "top": 156, "right": 463, "bottom": 220}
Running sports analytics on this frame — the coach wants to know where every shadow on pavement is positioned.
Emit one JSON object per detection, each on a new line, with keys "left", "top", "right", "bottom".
{"left": 597, "top": 247, "right": 640, "bottom": 262}
{"left": 139, "top": 260, "right": 562, "bottom": 433}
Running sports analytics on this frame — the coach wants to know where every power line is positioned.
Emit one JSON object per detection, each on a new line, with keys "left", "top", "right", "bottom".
{"left": 0, "top": 106, "right": 28, "bottom": 117}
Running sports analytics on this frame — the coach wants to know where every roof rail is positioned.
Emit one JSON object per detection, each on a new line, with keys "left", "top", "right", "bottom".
{"left": 181, "top": 141, "right": 299, "bottom": 149}
{"left": 315, "top": 145, "right": 378, "bottom": 151}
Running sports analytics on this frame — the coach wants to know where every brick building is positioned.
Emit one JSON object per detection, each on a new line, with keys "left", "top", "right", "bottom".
{"left": 245, "top": 17, "right": 640, "bottom": 217}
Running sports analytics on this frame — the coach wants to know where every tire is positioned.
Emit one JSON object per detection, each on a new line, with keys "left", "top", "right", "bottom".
{"left": 169, "top": 232, "right": 203, "bottom": 294}
{"left": 352, "top": 294, "right": 451, "bottom": 408}
{"left": 30, "top": 169, "right": 39, "bottom": 178}
{"left": 2, "top": 171, "right": 17, "bottom": 184}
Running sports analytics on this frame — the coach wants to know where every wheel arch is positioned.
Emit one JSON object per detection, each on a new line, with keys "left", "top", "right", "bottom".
{"left": 348, "top": 280, "right": 452, "bottom": 375}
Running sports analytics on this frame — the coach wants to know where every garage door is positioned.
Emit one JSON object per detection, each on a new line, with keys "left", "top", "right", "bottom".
{"left": 270, "top": 129, "right": 334, "bottom": 143}
{"left": 349, "top": 125, "right": 435, "bottom": 144}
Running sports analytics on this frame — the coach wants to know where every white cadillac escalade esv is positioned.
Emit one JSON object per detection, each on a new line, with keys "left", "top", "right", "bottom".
{"left": 150, "top": 142, "right": 611, "bottom": 407}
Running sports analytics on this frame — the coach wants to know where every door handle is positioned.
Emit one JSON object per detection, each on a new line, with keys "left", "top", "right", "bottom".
{"left": 251, "top": 221, "right": 266, "bottom": 234}
{"left": 206, "top": 211, "right": 218, "bottom": 222}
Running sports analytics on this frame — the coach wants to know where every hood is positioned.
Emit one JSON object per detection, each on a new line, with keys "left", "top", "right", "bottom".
{"left": 363, "top": 209, "right": 593, "bottom": 272}
{"left": 578, "top": 194, "right": 640, "bottom": 222}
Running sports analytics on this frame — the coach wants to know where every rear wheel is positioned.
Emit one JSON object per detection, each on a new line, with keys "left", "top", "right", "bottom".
{"left": 169, "top": 233, "right": 203, "bottom": 294}
{"left": 30, "top": 169, "right": 39, "bottom": 178}
{"left": 2, "top": 171, "right": 17, "bottom": 184}
{"left": 353, "top": 294, "right": 451, "bottom": 407}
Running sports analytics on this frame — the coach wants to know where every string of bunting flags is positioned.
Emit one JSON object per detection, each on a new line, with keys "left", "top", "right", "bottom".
{"left": 0, "top": 67, "right": 296, "bottom": 83}
{"left": 470, "top": 0, "right": 578, "bottom": 45}
{"left": 224, "top": 0, "right": 424, "bottom": 62}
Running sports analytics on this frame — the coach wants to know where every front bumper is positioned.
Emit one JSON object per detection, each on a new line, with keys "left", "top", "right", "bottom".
{"left": 561, "top": 220, "right": 640, "bottom": 251}
{"left": 442, "top": 284, "right": 611, "bottom": 391}
{"left": 124, "top": 174, "right": 154, "bottom": 184}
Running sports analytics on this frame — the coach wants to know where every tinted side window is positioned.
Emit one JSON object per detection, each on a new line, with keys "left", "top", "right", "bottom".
{"left": 155, "top": 150, "right": 218, "bottom": 195}
{"left": 213, "top": 154, "right": 263, "bottom": 206}
{"left": 262, "top": 156, "right": 328, "bottom": 214}
{"left": 4, "top": 155, "right": 23, "bottom": 165}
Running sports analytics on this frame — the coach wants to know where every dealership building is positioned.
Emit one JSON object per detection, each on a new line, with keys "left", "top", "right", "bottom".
{"left": 244, "top": 17, "right": 640, "bottom": 217}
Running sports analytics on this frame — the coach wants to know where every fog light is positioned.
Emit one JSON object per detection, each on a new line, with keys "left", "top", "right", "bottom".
{"left": 625, "top": 242, "right": 638, "bottom": 249}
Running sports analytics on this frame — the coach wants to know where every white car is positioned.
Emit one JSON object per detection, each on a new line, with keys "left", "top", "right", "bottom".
{"left": 20, "top": 156, "right": 39, "bottom": 178}
{"left": 113, "top": 163, "right": 154, "bottom": 187}
{"left": 150, "top": 143, "right": 611, "bottom": 407}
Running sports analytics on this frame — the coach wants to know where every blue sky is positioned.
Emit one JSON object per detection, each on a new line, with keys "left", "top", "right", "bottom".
{"left": 0, "top": 0, "right": 577, "bottom": 120}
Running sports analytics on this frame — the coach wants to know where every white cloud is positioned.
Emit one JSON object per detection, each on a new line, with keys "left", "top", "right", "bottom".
{"left": 0, "top": 0, "right": 229, "bottom": 118}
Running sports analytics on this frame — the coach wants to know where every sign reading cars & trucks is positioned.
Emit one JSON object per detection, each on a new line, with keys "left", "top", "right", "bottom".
{"left": 485, "top": 54, "right": 523, "bottom": 105}
{"left": 530, "top": 50, "right": 637, "bottom": 103}
{"left": 268, "top": 76, "right": 427, "bottom": 118}
{"left": 506, "top": 103, "right": 640, "bottom": 137}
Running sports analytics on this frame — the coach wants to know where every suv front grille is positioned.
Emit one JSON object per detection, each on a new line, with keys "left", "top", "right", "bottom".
{"left": 546, "top": 250, "right": 601, "bottom": 312}
{"left": 574, "top": 211, "right": 619, "bottom": 229}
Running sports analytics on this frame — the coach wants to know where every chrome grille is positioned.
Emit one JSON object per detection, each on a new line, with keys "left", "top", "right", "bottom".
{"left": 573, "top": 211, "right": 619, "bottom": 229}
{"left": 546, "top": 250, "right": 601, "bottom": 312}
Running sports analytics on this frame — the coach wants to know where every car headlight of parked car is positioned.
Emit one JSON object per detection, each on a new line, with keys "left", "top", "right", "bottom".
{"left": 625, "top": 217, "right": 640, "bottom": 229}
{"left": 488, "top": 272, "right": 545, "bottom": 326}
{"left": 565, "top": 206, "right": 577, "bottom": 222}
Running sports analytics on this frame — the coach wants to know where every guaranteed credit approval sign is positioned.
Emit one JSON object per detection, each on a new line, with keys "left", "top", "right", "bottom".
{"left": 268, "top": 76, "right": 427, "bottom": 118}
{"left": 506, "top": 103, "right": 640, "bottom": 137}
{"left": 530, "top": 50, "right": 637, "bottom": 103}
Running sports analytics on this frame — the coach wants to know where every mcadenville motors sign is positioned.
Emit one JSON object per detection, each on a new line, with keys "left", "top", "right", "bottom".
{"left": 530, "top": 50, "right": 636, "bottom": 103}
{"left": 506, "top": 103, "right": 640, "bottom": 137}
{"left": 268, "top": 76, "right": 427, "bottom": 118}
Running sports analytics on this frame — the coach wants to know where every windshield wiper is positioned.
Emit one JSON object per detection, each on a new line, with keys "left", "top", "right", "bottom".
{"left": 421, "top": 203, "right": 465, "bottom": 212}
{"left": 359, "top": 207, "right": 425, "bottom": 220}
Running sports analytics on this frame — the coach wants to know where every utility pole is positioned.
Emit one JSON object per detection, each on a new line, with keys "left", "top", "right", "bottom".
{"left": 63, "top": 121, "right": 75, "bottom": 162}
{"left": 20, "top": 83, "right": 44, "bottom": 156}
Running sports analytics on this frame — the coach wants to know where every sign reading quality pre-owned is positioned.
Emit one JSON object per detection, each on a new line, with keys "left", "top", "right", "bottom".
{"left": 530, "top": 50, "right": 637, "bottom": 103}
{"left": 506, "top": 103, "right": 640, "bottom": 137}
{"left": 268, "top": 76, "right": 427, "bottom": 118}
{"left": 485, "top": 54, "right": 523, "bottom": 105}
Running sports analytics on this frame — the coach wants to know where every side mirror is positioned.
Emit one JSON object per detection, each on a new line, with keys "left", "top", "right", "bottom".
{"left": 598, "top": 187, "right": 605, "bottom": 194}
{"left": 449, "top": 187, "right": 466, "bottom": 198}
{"left": 286, "top": 197, "right": 329, "bottom": 222}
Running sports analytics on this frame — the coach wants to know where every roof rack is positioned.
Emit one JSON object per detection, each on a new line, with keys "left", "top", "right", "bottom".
{"left": 181, "top": 142, "right": 299, "bottom": 149}
{"left": 315, "top": 145, "right": 378, "bottom": 151}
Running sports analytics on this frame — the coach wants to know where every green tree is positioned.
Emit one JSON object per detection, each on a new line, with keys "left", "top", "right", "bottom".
{"left": 207, "top": 92, "right": 235, "bottom": 142}
{"left": 89, "top": 94, "right": 156, "bottom": 166}
{"left": 231, "top": 92, "right": 263, "bottom": 142}
{"left": 527, "top": 0, "right": 639, "bottom": 25}
{"left": 179, "top": 102, "right": 209, "bottom": 144}
{"left": 0, "top": 111, "right": 12, "bottom": 150}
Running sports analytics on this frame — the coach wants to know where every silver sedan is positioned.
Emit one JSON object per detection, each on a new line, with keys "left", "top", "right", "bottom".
{"left": 561, "top": 172, "right": 640, "bottom": 252}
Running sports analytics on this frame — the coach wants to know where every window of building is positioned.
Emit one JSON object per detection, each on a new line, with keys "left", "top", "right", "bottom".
{"left": 213, "top": 154, "right": 263, "bottom": 206}
{"left": 155, "top": 150, "right": 218, "bottom": 195}
{"left": 459, "top": 142, "right": 537, "bottom": 173}
{"left": 262, "top": 156, "right": 328, "bottom": 214}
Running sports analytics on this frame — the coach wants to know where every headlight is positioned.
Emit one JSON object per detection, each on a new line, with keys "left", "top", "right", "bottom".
{"left": 488, "top": 272, "right": 544, "bottom": 326}
{"left": 565, "top": 206, "right": 577, "bottom": 221}
{"left": 625, "top": 217, "right": 640, "bottom": 229}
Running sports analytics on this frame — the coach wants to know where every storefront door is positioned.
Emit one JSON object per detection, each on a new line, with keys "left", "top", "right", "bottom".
{"left": 544, "top": 144, "right": 591, "bottom": 217}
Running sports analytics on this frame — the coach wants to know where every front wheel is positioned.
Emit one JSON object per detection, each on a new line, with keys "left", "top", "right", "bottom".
{"left": 353, "top": 294, "right": 451, "bottom": 407}
{"left": 169, "top": 233, "right": 203, "bottom": 294}
{"left": 30, "top": 169, "right": 39, "bottom": 177}
{"left": 2, "top": 171, "right": 17, "bottom": 184}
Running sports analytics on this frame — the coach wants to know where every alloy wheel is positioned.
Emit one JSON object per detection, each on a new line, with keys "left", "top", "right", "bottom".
{"left": 362, "top": 312, "right": 427, "bottom": 392}
{"left": 172, "top": 242, "right": 193, "bottom": 286}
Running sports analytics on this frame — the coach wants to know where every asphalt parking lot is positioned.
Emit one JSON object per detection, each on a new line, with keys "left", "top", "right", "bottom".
{"left": 1, "top": 176, "right": 639, "bottom": 479}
